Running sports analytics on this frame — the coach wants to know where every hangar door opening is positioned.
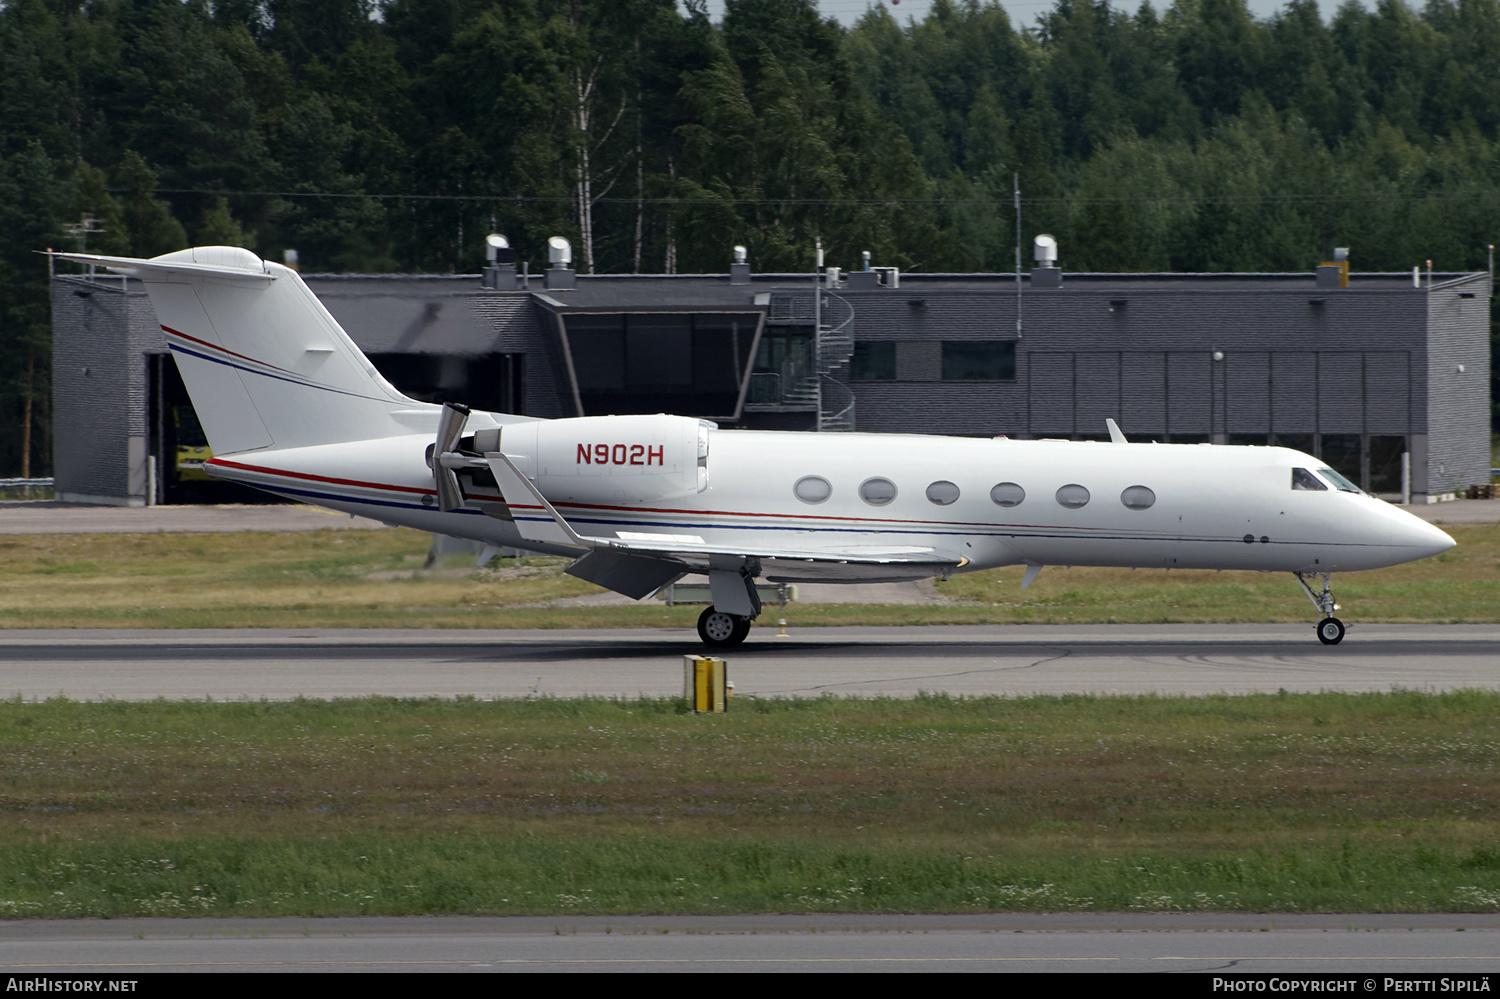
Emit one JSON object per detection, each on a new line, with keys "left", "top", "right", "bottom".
{"left": 147, "top": 353, "right": 278, "bottom": 505}
{"left": 147, "top": 351, "right": 523, "bottom": 504}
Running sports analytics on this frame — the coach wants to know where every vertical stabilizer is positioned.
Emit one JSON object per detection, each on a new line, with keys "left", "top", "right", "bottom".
{"left": 55, "top": 247, "right": 439, "bottom": 454}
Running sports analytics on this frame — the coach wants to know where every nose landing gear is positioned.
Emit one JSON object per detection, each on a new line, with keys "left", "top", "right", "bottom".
{"left": 1294, "top": 571, "right": 1345, "bottom": 645}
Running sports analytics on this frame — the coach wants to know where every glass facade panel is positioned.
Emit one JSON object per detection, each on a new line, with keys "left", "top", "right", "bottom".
{"left": 1368, "top": 436, "right": 1406, "bottom": 494}
{"left": 852, "top": 342, "right": 896, "bottom": 380}
{"left": 626, "top": 316, "right": 692, "bottom": 388}
{"left": 1320, "top": 434, "right": 1362, "bottom": 488}
{"left": 563, "top": 312, "right": 759, "bottom": 418}
{"left": 565, "top": 315, "right": 626, "bottom": 391}
{"left": 1272, "top": 433, "right": 1316, "bottom": 456}
{"left": 941, "top": 341, "right": 1015, "bottom": 380}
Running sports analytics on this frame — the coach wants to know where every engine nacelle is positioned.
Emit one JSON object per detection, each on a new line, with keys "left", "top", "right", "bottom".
{"left": 481, "top": 414, "right": 711, "bottom": 505}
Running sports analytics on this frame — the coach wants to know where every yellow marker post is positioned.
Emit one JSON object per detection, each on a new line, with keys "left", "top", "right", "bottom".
{"left": 683, "top": 655, "right": 729, "bottom": 713}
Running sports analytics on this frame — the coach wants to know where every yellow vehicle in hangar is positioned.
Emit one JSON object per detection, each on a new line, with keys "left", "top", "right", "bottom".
{"left": 174, "top": 405, "right": 213, "bottom": 482}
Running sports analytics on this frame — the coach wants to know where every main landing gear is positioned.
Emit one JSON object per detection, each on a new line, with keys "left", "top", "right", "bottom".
{"left": 697, "top": 606, "right": 752, "bottom": 648}
{"left": 1294, "top": 571, "right": 1345, "bottom": 645}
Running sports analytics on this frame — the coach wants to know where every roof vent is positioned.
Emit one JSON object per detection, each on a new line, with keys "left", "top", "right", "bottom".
{"left": 1033, "top": 234, "right": 1058, "bottom": 266}
{"left": 545, "top": 236, "right": 575, "bottom": 290}
{"left": 1031, "top": 235, "right": 1061, "bottom": 288}
{"left": 731, "top": 245, "right": 751, "bottom": 285}
{"left": 482, "top": 234, "right": 517, "bottom": 290}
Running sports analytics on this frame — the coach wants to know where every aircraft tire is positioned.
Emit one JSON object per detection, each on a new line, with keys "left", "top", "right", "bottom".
{"left": 698, "top": 607, "right": 748, "bottom": 648}
{"left": 1316, "top": 617, "right": 1346, "bottom": 645}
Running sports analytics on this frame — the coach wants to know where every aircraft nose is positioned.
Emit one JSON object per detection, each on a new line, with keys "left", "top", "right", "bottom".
{"left": 1389, "top": 510, "right": 1456, "bottom": 561}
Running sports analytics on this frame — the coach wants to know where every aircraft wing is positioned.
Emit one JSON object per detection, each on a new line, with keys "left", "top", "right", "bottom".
{"left": 483, "top": 452, "right": 968, "bottom": 597}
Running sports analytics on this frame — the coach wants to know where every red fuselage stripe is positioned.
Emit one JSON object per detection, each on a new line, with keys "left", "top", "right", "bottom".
{"left": 162, "top": 325, "right": 293, "bottom": 374}
{"left": 208, "top": 458, "right": 434, "bottom": 495}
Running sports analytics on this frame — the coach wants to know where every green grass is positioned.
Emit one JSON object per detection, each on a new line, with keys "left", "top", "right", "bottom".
{"left": 2, "top": 693, "right": 1498, "bottom": 915}
{"left": 0, "top": 523, "right": 1496, "bottom": 629}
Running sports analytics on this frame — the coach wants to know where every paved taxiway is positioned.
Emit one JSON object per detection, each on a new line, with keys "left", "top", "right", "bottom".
{"left": 3, "top": 623, "right": 1497, "bottom": 700}
{"left": 5, "top": 914, "right": 1500, "bottom": 972}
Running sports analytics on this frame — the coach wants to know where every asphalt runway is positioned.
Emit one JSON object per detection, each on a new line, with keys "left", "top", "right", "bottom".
{"left": 2, "top": 623, "right": 1497, "bottom": 701}
{"left": 5, "top": 914, "right": 1500, "bottom": 973}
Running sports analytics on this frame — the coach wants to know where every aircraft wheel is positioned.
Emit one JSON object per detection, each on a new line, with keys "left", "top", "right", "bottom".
{"left": 698, "top": 607, "right": 749, "bottom": 648}
{"left": 1316, "top": 617, "right": 1346, "bottom": 645}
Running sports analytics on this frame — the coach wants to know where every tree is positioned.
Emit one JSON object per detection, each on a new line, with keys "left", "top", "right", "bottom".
{"left": 115, "top": 151, "right": 188, "bottom": 258}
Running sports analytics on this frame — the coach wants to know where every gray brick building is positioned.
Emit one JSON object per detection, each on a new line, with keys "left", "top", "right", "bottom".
{"left": 50, "top": 256, "right": 1490, "bottom": 505}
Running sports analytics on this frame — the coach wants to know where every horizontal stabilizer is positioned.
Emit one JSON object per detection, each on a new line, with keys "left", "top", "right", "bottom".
{"left": 52, "top": 248, "right": 277, "bottom": 283}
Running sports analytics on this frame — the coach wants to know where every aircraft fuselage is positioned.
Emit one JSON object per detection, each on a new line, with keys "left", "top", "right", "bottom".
{"left": 206, "top": 424, "right": 1453, "bottom": 580}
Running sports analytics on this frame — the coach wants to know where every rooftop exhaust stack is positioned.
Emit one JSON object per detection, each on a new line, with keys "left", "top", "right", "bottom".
{"left": 1031, "top": 234, "right": 1061, "bottom": 288}
{"left": 482, "top": 234, "right": 517, "bottom": 290}
{"left": 731, "top": 244, "right": 750, "bottom": 285}
{"left": 1317, "top": 246, "right": 1350, "bottom": 289}
{"left": 545, "top": 236, "right": 575, "bottom": 290}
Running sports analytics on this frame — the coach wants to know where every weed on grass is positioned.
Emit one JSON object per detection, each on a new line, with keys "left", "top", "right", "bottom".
{"left": 1, "top": 692, "right": 1496, "bottom": 916}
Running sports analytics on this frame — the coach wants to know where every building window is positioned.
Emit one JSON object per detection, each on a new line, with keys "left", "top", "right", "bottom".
{"left": 563, "top": 312, "right": 759, "bottom": 418}
{"left": 942, "top": 341, "right": 1015, "bottom": 380}
{"left": 851, "top": 342, "right": 896, "bottom": 380}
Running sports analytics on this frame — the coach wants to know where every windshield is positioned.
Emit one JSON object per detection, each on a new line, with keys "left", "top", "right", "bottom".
{"left": 1291, "top": 467, "right": 1326, "bottom": 491}
{"left": 1317, "top": 467, "right": 1364, "bottom": 494}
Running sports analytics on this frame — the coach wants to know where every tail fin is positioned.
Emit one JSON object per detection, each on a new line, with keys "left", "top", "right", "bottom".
{"left": 56, "top": 246, "right": 438, "bottom": 454}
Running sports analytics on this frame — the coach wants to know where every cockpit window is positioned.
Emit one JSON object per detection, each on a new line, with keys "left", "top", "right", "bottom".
{"left": 1291, "top": 467, "right": 1327, "bottom": 491}
{"left": 1318, "top": 467, "right": 1364, "bottom": 494}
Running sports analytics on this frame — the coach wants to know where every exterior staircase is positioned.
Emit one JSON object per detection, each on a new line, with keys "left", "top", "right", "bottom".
{"left": 761, "top": 285, "right": 856, "bottom": 431}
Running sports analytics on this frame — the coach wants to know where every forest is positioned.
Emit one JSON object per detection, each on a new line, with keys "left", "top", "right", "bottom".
{"left": 3, "top": 0, "right": 1498, "bottom": 476}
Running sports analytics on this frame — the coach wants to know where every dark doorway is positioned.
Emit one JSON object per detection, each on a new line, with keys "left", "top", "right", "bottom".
{"left": 148, "top": 353, "right": 281, "bottom": 505}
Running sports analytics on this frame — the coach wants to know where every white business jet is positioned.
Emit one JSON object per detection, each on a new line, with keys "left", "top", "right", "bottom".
{"left": 57, "top": 247, "right": 1456, "bottom": 647}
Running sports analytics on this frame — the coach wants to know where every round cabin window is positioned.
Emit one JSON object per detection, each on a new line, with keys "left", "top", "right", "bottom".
{"left": 990, "top": 482, "right": 1025, "bottom": 507}
{"left": 793, "top": 475, "right": 832, "bottom": 504}
{"left": 926, "top": 480, "right": 960, "bottom": 505}
{"left": 859, "top": 477, "right": 898, "bottom": 506}
{"left": 1121, "top": 485, "right": 1156, "bottom": 510}
{"left": 1055, "top": 483, "right": 1090, "bottom": 509}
